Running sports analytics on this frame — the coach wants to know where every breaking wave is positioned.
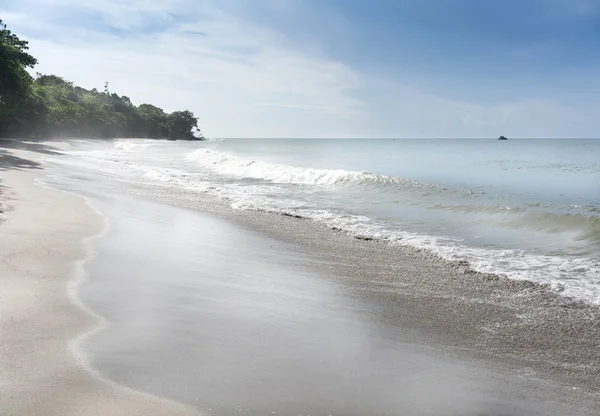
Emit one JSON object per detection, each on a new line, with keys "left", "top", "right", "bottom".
{"left": 54, "top": 139, "right": 600, "bottom": 305}
{"left": 186, "top": 148, "right": 454, "bottom": 192}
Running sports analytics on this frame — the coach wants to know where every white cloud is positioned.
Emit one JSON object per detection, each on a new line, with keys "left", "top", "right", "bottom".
{"left": 5, "top": 0, "right": 368, "bottom": 137}
{"left": 3, "top": 0, "right": 598, "bottom": 138}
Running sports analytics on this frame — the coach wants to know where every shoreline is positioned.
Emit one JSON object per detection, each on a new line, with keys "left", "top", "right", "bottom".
{"left": 2, "top": 139, "right": 600, "bottom": 414}
{"left": 246, "top": 209, "right": 586, "bottom": 302}
{"left": 0, "top": 143, "right": 198, "bottom": 415}
{"left": 138, "top": 182, "right": 600, "bottom": 396}
{"left": 71, "top": 186, "right": 598, "bottom": 415}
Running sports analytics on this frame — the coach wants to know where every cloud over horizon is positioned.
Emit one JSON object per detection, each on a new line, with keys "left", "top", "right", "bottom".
{"left": 3, "top": 0, "right": 600, "bottom": 138}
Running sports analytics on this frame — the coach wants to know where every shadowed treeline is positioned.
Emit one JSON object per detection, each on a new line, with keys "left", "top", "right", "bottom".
{"left": 0, "top": 139, "right": 61, "bottom": 218}
{"left": 0, "top": 139, "right": 52, "bottom": 171}
{"left": 0, "top": 150, "right": 42, "bottom": 171}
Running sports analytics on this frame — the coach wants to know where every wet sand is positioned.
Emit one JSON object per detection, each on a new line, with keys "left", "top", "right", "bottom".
{"left": 143, "top": 183, "right": 600, "bottom": 394}
{"left": 45, "top": 140, "right": 600, "bottom": 415}
{"left": 76, "top": 193, "right": 600, "bottom": 415}
{"left": 2, "top": 140, "right": 600, "bottom": 415}
{"left": 0, "top": 142, "right": 198, "bottom": 416}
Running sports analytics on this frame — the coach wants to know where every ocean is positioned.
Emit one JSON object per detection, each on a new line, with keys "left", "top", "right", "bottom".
{"left": 53, "top": 138, "right": 600, "bottom": 304}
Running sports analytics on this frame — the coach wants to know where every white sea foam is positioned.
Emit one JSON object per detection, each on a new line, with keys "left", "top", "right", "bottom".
{"left": 185, "top": 148, "right": 433, "bottom": 189}
{"left": 54, "top": 139, "right": 600, "bottom": 305}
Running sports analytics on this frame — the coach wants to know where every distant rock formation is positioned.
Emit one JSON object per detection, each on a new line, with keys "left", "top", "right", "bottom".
{"left": 498, "top": 136, "right": 508, "bottom": 140}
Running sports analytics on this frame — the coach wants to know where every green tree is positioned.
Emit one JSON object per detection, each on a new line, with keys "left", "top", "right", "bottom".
{"left": 137, "top": 103, "right": 169, "bottom": 137}
{"left": 0, "top": 19, "right": 203, "bottom": 140}
{"left": 0, "top": 19, "right": 38, "bottom": 135}
{"left": 167, "top": 110, "right": 200, "bottom": 140}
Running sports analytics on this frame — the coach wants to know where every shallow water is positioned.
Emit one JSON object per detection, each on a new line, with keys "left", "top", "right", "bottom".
{"left": 41, "top": 164, "right": 591, "bottom": 416}
{"left": 51, "top": 138, "right": 600, "bottom": 304}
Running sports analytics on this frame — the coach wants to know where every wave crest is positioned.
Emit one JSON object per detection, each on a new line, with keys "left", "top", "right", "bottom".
{"left": 186, "top": 148, "right": 434, "bottom": 190}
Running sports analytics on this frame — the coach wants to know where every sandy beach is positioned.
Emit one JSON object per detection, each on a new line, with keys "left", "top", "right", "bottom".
{"left": 2, "top": 139, "right": 600, "bottom": 415}
{"left": 0, "top": 141, "right": 198, "bottom": 416}
{"left": 142, "top": 177, "right": 600, "bottom": 394}
{"left": 3, "top": 0, "right": 600, "bottom": 413}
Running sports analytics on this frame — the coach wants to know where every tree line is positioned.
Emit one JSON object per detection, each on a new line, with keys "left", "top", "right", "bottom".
{"left": 0, "top": 19, "right": 203, "bottom": 140}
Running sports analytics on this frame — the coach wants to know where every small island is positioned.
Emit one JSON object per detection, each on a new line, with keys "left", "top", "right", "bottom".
{"left": 0, "top": 19, "right": 203, "bottom": 141}
{"left": 498, "top": 136, "right": 508, "bottom": 140}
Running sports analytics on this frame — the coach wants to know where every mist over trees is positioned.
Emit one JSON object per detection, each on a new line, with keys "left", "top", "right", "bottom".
{"left": 0, "top": 19, "right": 203, "bottom": 140}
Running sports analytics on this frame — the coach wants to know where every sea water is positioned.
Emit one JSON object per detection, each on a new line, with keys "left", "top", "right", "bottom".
{"left": 54, "top": 138, "right": 600, "bottom": 304}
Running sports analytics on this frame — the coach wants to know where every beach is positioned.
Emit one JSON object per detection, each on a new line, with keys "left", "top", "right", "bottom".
{"left": 0, "top": 142, "right": 199, "bottom": 416}
{"left": 1, "top": 139, "right": 600, "bottom": 415}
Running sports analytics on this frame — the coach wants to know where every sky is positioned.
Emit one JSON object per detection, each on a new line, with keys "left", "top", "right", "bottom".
{"left": 2, "top": 0, "right": 600, "bottom": 138}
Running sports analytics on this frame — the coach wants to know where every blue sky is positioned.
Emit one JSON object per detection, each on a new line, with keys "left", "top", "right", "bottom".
{"left": 2, "top": 0, "right": 600, "bottom": 137}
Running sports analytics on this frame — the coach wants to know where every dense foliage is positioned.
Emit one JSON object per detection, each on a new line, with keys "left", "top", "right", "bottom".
{"left": 0, "top": 20, "right": 202, "bottom": 140}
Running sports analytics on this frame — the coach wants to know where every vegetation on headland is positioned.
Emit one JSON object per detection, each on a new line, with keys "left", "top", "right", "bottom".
{"left": 0, "top": 19, "right": 203, "bottom": 140}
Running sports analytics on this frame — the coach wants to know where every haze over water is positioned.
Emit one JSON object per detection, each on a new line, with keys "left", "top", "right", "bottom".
{"left": 57, "top": 138, "right": 600, "bottom": 304}
{"left": 37, "top": 140, "right": 597, "bottom": 416}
